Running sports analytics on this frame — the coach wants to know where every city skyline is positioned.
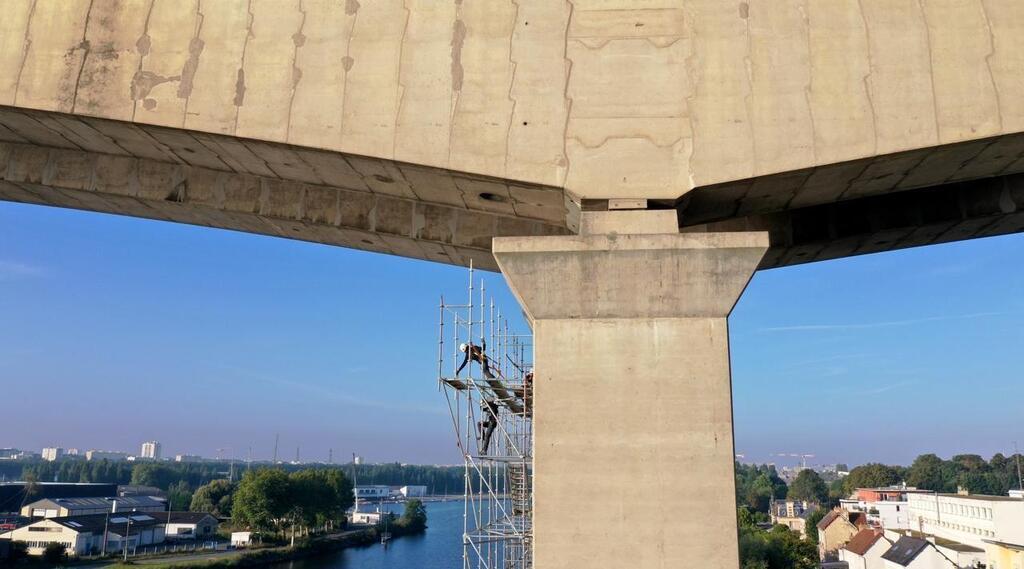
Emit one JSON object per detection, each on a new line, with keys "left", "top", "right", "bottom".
{"left": 2, "top": 201, "right": 1023, "bottom": 466}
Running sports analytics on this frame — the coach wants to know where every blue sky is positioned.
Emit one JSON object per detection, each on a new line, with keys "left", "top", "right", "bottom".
{"left": 2, "top": 201, "right": 1022, "bottom": 467}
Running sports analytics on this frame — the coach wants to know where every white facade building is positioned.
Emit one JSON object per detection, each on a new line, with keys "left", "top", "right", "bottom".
{"left": 354, "top": 485, "right": 391, "bottom": 500}
{"left": 21, "top": 496, "right": 167, "bottom": 518}
{"left": 164, "top": 513, "right": 218, "bottom": 540}
{"left": 842, "top": 498, "right": 913, "bottom": 530}
{"left": 906, "top": 492, "right": 1024, "bottom": 550}
{"left": 231, "top": 531, "right": 256, "bottom": 547}
{"left": 140, "top": 441, "right": 162, "bottom": 460}
{"left": 350, "top": 511, "right": 383, "bottom": 525}
{"left": 839, "top": 529, "right": 891, "bottom": 569}
{"left": 85, "top": 450, "right": 128, "bottom": 461}
{"left": 41, "top": 447, "right": 64, "bottom": 462}
{"left": 401, "top": 485, "right": 428, "bottom": 498}
{"left": 0, "top": 513, "right": 165, "bottom": 557}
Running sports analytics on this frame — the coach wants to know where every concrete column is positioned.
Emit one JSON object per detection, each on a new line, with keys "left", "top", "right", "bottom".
{"left": 493, "top": 211, "right": 768, "bottom": 569}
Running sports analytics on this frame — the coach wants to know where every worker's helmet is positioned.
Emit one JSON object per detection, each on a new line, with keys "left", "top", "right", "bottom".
{"left": 459, "top": 343, "right": 468, "bottom": 353}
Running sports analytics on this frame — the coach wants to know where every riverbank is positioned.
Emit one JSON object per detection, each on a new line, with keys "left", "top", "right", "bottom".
{"left": 101, "top": 527, "right": 384, "bottom": 569}
{"left": 105, "top": 510, "right": 433, "bottom": 569}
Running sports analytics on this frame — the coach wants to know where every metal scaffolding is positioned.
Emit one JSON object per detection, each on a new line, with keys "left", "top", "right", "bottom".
{"left": 438, "top": 263, "right": 533, "bottom": 569}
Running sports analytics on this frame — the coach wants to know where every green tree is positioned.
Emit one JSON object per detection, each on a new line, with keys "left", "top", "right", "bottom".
{"left": 788, "top": 470, "right": 828, "bottom": 505}
{"left": 738, "top": 506, "right": 757, "bottom": 530}
{"left": 957, "top": 471, "right": 993, "bottom": 495}
{"left": 828, "top": 478, "right": 848, "bottom": 502}
{"left": 167, "top": 480, "right": 193, "bottom": 511}
{"left": 42, "top": 542, "right": 66, "bottom": 563}
{"left": 739, "top": 525, "right": 818, "bottom": 569}
{"left": 906, "top": 454, "right": 947, "bottom": 491}
{"left": 843, "top": 463, "right": 900, "bottom": 495}
{"left": 232, "top": 469, "right": 293, "bottom": 533}
{"left": 804, "top": 508, "right": 827, "bottom": 547}
{"left": 191, "top": 479, "right": 236, "bottom": 517}
{"left": 396, "top": 499, "right": 428, "bottom": 532}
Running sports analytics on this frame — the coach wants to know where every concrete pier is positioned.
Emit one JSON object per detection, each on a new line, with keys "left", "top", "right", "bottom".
{"left": 494, "top": 211, "right": 768, "bottom": 569}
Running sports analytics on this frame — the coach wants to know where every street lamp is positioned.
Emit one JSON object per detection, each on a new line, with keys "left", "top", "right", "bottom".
{"left": 122, "top": 511, "right": 134, "bottom": 562}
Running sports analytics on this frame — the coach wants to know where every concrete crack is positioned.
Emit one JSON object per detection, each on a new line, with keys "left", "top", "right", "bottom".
{"left": 742, "top": 0, "right": 757, "bottom": 176}
{"left": 502, "top": 0, "right": 520, "bottom": 178}
{"left": 392, "top": 0, "right": 411, "bottom": 158}
{"left": 447, "top": 0, "right": 465, "bottom": 169}
{"left": 232, "top": 0, "right": 256, "bottom": 134}
{"left": 12, "top": 0, "right": 38, "bottom": 106}
{"left": 285, "top": 0, "right": 307, "bottom": 142}
{"left": 339, "top": 1, "right": 360, "bottom": 148}
{"left": 978, "top": 0, "right": 1003, "bottom": 133}
{"left": 179, "top": 0, "right": 206, "bottom": 127}
{"left": 130, "top": 0, "right": 156, "bottom": 122}
{"left": 560, "top": 0, "right": 574, "bottom": 187}
{"left": 856, "top": 0, "right": 878, "bottom": 156}
{"left": 69, "top": 0, "right": 96, "bottom": 115}
{"left": 798, "top": 1, "right": 817, "bottom": 164}
{"left": 916, "top": 0, "right": 942, "bottom": 144}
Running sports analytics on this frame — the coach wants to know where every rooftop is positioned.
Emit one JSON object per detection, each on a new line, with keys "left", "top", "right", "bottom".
{"left": 844, "top": 529, "right": 886, "bottom": 556}
{"left": 165, "top": 512, "right": 218, "bottom": 524}
{"left": 936, "top": 492, "right": 1024, "bottom": 503}
{"left": 47, "top": 513, "right": 163, "bottom": 535}
{"left": 881, "top": 536, "right": 929, "bottom": 567}
{"left": 25, "top": 496, "right": 166, "bottom": 510}
{"left": 817, "top": 510, "right": 841, "bottom": 531}
{"left": 890, "top": 530, "right": 985, "bottom": 553}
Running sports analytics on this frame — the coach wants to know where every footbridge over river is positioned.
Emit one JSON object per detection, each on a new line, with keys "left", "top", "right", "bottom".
{"left": 2, "top": 1, "right": 1023, "bottom": 567}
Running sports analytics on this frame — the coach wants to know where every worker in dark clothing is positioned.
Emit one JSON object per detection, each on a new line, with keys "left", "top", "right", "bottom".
{"left": 523, "top": 371, "right": 534, "bottom": 413}
{"left": 478, "top": 398, "right": 500, "bottom": 454}
{"left": 457, "top": 339, "right": 492, "bottom": 378}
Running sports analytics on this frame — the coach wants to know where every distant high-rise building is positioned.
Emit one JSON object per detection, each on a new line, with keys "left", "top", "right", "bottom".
{"left": 41, "top": 447, "right": 64, "bottom": 461}
{"left": 353, "top": 455, "right": 363, "bottom": 465}
{"left": 66, "top": 448, "right": 79, "bottom": 456}
{"left": 140, "top": 441, "right": 162, "bottom": 460}
{"left": 85, "top": 450, "right": 128, "bottom": 461}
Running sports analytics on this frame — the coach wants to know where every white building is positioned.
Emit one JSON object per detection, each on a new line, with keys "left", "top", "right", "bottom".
{"left": 400, "top": 485, "right": 427, "bottom": 498}
{"left": 164, "top": 512, "right": 218, "bottom": 541}
{"left": 140, "top": 441, "right": 161, "bottom": 460}
{"left": 842, "top": 498, "right": 913, "bottom": 530}
{"left": 354, "top": 485, "right": 391, "bottom": 500}
{"left": 231, "top": 531, "right": 257, "bottom": 547}
{"left": 770, "top": 499, "right": 819, "bottom": 538}
{"left": 905, "top": 491, "right": 1024, "bottom": 569}
{"left": 21, "top": 496, "right": 167, "bottom": 518}
{"left": 41, "top": 447, "right": 64, "bottom": 462}
{"left": 841, "top": 486, "right": 937, "bottom": 531}
{"left": 85, "top": 450, "right": 128, "bottom": 461}
{"left": 175, "top": 454, "right": 205, "bottom": 463}
{"left": 350, "top": 511, "right": 383, "bottom": 525}
{"left": 880, "top": 532, "right": 985, "bottom": 569}
{"left": 0, "top": 513, "right": 165, "bottom": 557}
{"left": 906, "top": 492, "right": 1024, "bottom": 550}
{"left": 839, "top": 529, "right": 891, "bottom": 569}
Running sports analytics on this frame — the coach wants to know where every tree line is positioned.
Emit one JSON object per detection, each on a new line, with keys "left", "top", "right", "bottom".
{"left": 230, "top": 468, "right": 355, "bottom": 543}
{"left": 8, "top": 459, "right": 465, "bottom": 515}
{"left": 736, "top": 452, "right": 1023, "bottom": 517}
{"left": 12, "top": 459, "right": 465, "bottom": 495}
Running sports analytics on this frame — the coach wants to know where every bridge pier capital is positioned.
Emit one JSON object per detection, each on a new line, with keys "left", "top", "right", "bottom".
{"left": 493, "top": 211, "right": 768, "bottom": 569}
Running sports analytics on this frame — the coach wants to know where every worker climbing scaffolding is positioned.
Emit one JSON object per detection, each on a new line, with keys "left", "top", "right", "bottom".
{"left": 457, "top": 339, "right": 492, "bottom": 378}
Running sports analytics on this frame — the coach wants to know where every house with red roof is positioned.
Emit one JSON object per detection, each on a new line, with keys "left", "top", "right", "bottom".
{"left": 840, "top": 528, "right": 891, "bottom": 569}
{"left": 818, "top": 508, "right": 870, "bottom": 560}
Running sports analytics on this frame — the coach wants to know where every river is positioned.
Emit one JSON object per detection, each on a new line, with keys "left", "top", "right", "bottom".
{"left": 267, "top": 500, "right": 465, "bottom": 569}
